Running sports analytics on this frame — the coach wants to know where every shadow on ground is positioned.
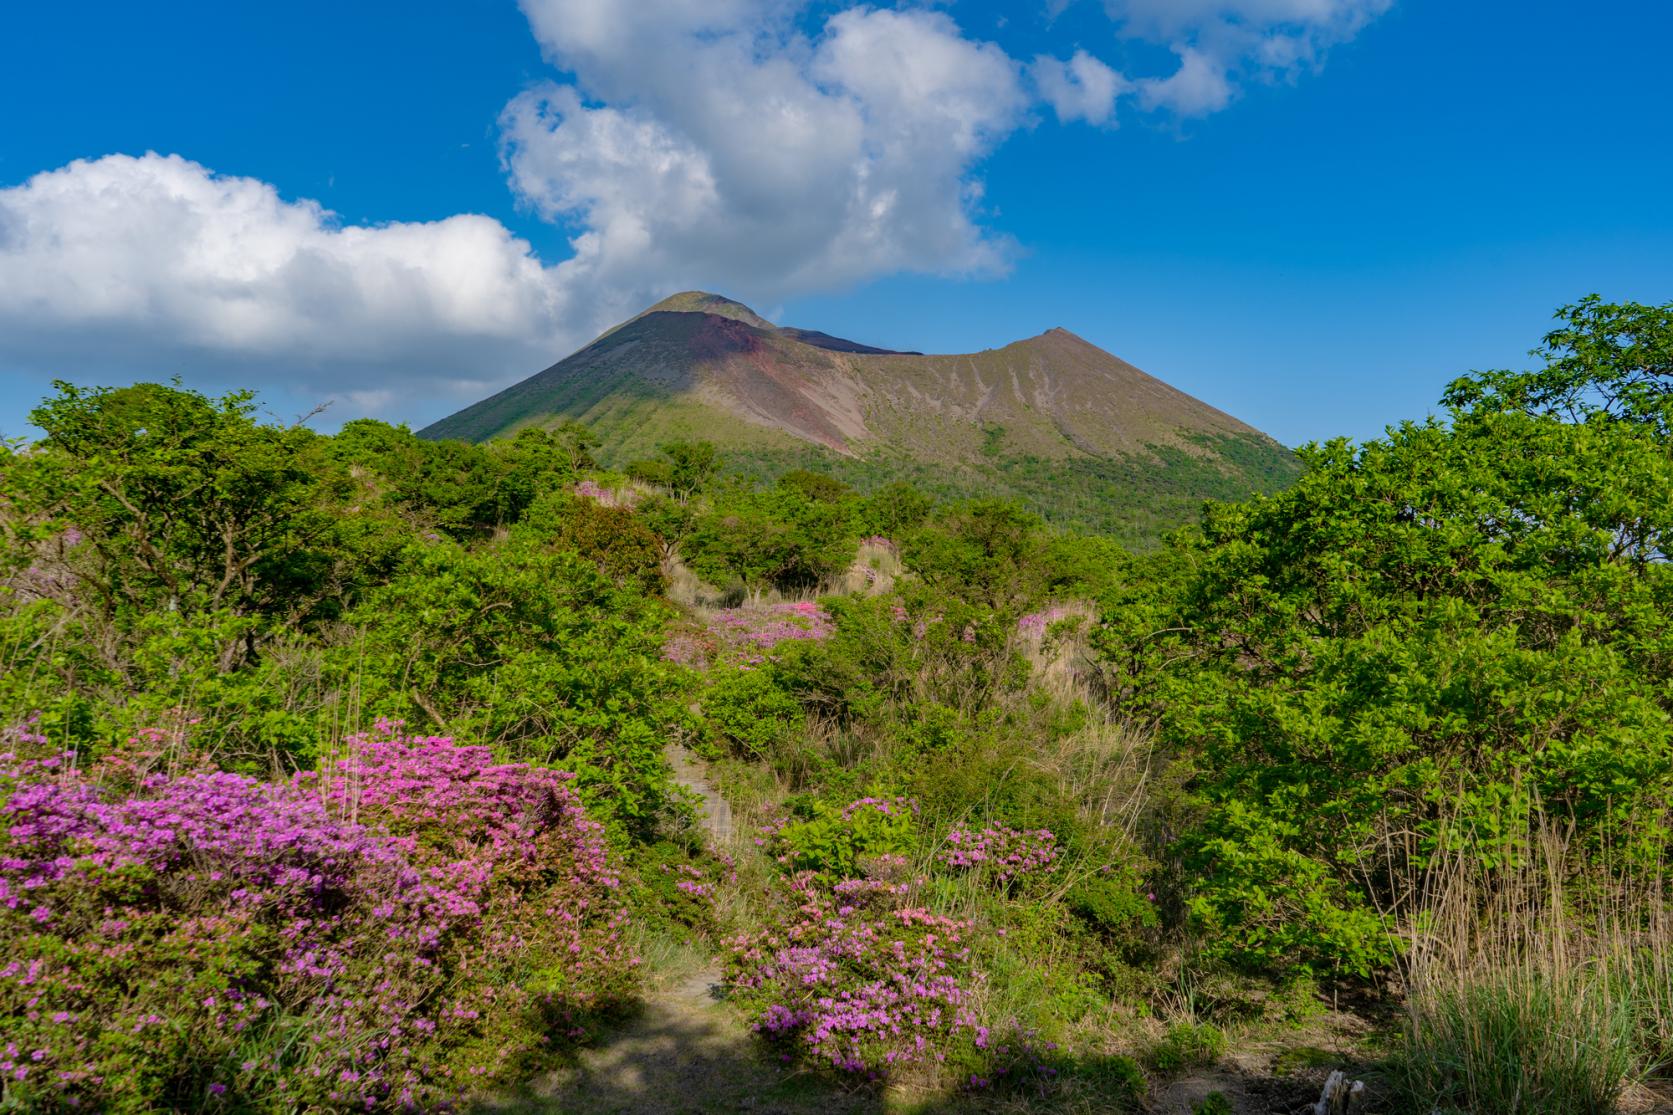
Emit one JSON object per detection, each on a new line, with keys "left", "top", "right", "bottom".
{"left": 478, "top": 966, "right": 882, "bottom": 1115}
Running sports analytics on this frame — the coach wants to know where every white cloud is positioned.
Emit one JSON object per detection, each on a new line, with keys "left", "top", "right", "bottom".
{"left": 1076, "top": 0, "right": 1391, "bottom": 116}
{"left": 1138, "top": 46, "right": 1235, "bottom": 115}
{"left": 502, "top": 2, "right": 1028, "bottom": 306}
{"left": 0, "top": 153, "right": 576, "bottom": 406}
{"left": 1032, "top": 49, "right": 1128, "bottom": 126}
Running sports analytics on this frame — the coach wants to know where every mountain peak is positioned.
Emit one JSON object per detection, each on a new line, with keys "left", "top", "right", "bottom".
{"left": 420, "top": 292, "right": 1301, "bottom": 542}
{"left": 641, "top": 291, "right": 773, "bottom": 329}
{"left": 1037, "top": 326, "right": 1086, "bottom": 343}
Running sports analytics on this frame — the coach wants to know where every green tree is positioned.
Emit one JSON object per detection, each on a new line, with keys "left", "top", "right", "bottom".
{"left": 661, "top": 439, "right": 718, "bottom": 502}
{"left": 491, "top": 426, "right": 584, "bottom": 515}
{"left": 858, "top": 481, "right": 933, "bottom": 539}
{"left": 549, "top": 419, "right": 602, "bottom": 472}
{"left": 335, "top": 537, "right": 682, "bottom": 837}
{"left": 331, "top": 419, "right": 515, "bottom": 538}
{"left": 1443, "top": 294, "right": 1673, "bottom": 431}
{"left": 779, "top": 468, "right": 853, "bottom": 504}
{"left": 1103, "top": 298, "right": 1673, "bottom": 976}
{"left": 904, "top": 499, "right": 1050, "bottom": 611}
{"left": 684, "top": 484, "right": 858, "bottom": 594}
{"left": 21, "top": 382, "right": 354, "bottom": 653}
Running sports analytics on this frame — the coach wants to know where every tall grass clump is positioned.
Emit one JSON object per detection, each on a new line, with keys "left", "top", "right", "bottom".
{"left": 1624, "top": 899, "right": 1673, "bottom": 1080}
{"left": 1395, "top": 830, "right": 1645, "bottom": 1115}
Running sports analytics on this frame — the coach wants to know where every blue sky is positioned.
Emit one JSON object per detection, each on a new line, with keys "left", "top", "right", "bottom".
{"left": 1, "top": 0, "right": 1668, "bottom": 446}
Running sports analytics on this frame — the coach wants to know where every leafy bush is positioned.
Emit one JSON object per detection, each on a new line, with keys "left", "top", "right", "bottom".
{"left": 703, "top": 667, "right": 806, "bottom": 762}
{"left": 774, "top": 796, "right": 917, "bottom": 880}
{"left": 5, "top": 383, "right": 370, "bottom": 667}
{"left": 520, "top": 490, "right": 666, "bottom": 596}
{"left": 683, "top": 485, "right": 858, "bottom": 594}
{"left": 333, "top": 539, "right": 682, "bottom": 836}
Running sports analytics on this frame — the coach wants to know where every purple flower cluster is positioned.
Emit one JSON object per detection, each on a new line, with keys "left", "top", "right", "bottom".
{"left": 710, "top": 601, "right": 833, "bottom": 655}
{"left": 660, "top": 602, "right": 834, "bottom": 671}
{"left": 1015, "top": 607, "right": 1074, "bottom": 636}
{"left": 572, "top": 479, "right": 637, "bottom": 508}
{"left": 0, "top": 724, "right": 635, "bottom": 1111}
{"left": 940, "top": 826, "right": 1059, "bottom": 885}
{"left": 839, "top": 796, "right": 918, "bottom": 821}
{"left": 661, "top": 862, "right": 715, "bottom": 900}
{"left": 660, "top": 632, "right": 707, "bottom": 667}
{"left": 727, "top": 870, "right": 978, "bottom": 1078}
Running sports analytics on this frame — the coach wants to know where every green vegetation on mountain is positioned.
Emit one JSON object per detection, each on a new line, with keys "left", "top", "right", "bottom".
{"left": 420, "top": 293, "right": 1301, "bottom": 545}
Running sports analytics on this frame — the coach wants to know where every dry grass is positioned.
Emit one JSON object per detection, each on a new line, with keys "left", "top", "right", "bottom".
{"left": 1393, "top": 828, "right": 1672, "bottom": 1115}
{"left": 827, "top": 539, "right": 905, "bottom": 597}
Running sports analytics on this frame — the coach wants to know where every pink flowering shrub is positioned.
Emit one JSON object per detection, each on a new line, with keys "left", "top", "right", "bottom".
{"left": 726, "top": 869, "right": 981, "bottom": 1079}
{"left": 707, "top": 601, "right": 833, "bottom": 657}
{"left": 729, "top": 795, "right": 1085, "bottom": 1087}
{"left": 660, "top": 602, "right": 834, "bottom": 674}
{"left": 0, "top": 725, "right": 635, "bottom": 1112}
{"left": 636, "top": 845, "right": 738, "bottom": 942}
{"left": 729, "top": 798, "right": 1066, "bottom": 1084}
{"left": 660, "top": 631, "right": 707, "bottom": 668}
{"left": 940, "top": 826, "right": 1059, "bottom": 887}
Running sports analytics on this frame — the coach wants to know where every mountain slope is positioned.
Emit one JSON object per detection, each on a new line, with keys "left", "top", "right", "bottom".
{"left": 420, "top": 292, "right": 1301, "bottom": 543}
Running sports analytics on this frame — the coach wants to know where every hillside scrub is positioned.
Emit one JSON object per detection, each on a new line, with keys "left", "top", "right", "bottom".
{"left": 0, "top": 387, "right": 684, "bottom": 836}
{"left": 4, "top": 296, "right": 1673, "bottom": 1111}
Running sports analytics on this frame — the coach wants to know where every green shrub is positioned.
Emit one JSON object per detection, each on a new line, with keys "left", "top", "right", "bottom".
{"left": 330, "top": 539, "right": 682, "bottom": 837}
{"left": 1099, "top": 298, "right": 1673, "bottom": 978}
{"left": 1193, "top": 1092, "right": 1234, "bottom": 1115}
{"left": 703, "top": 666, "right": 805, "bottom": 761}
{"left": 1147, "top": 1022, "right": 1227, "bottom": 1074}
{"left": 520, "top": 490, "right": 666, "bottom": 595}
{"left": 683, "top": 484, "right": 858, "bottom": 594}
{"left": 776, "top": 796, "right": 915, "bottom": 879}
{"left": 631, "top": 841, "right": 722, "bottom": 938}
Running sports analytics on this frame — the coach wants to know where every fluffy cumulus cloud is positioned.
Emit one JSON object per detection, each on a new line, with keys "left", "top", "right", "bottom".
{"left": 0, "top": 153, "right": 575, "bottom": 403}
{"left": 0, "top": 1, "right": 1390, "bottom": 419}
{"left": 502, "top": 1, "right": 1028, "bottom": 308}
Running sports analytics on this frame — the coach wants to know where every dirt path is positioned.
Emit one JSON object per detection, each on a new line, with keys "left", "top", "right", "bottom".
{"left": 499, "top": 952, "right": 884, "bottom": 1114}
{"left": 500, "top": 959, "right": 881, "bottom": 1114}
{"left": 487, "top": 747, "right": 878, "bottom": 1114}
{"left": 667, "top": 743, "right": 733, "bottom": 845}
